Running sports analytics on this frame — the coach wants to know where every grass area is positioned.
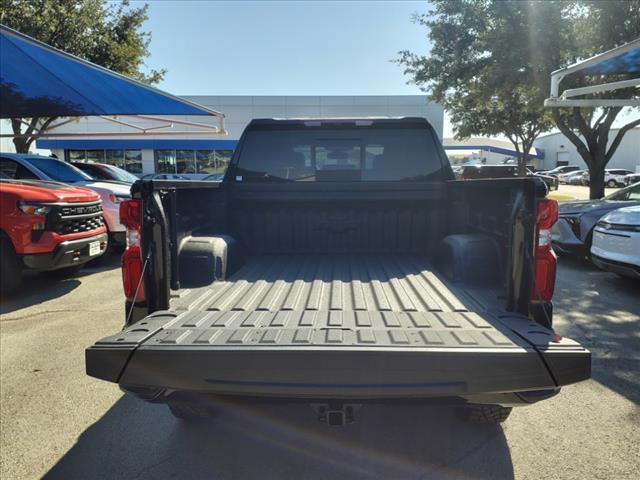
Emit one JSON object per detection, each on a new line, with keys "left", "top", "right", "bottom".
{"left": 549, "top": 192, "right": 577, "bottom": 201}
{"left": 551, "top": 184, "right": 617, "bottom": 202}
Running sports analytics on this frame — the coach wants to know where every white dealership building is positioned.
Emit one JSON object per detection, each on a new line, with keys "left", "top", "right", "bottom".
{"left": 29, "top": 95, "right": 640, "bottom": 176}
{"left": 36, "top": 95, "right": 444, "bottom": 177}
{"left": 533, "top": 127, "right": 640, "bottom": 173}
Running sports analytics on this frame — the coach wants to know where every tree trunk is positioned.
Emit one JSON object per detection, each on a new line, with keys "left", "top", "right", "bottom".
{"left": 10, "top": 117, "right": 56, "bottom": 154}
{"left": 518, "top": 151, "right": 529, "bottom": 176}
{"left": 588, "top": 159, "right": 606, "bottom": 199}
{"left": 551, "top": 107, "right": 624, "bottom": 200}
{"left": 12, "top": 136, "right": 32, "bottom": 154}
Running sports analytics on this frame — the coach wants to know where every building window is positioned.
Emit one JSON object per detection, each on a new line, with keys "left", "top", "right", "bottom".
{"left": 176, "top": 150, "right": 196, "bottom": 174}
{"left": 125, "top": 150, "right": 142, "bottom": 174}
{"left": 214, "top": 150, "right": 232, "bottom": 173}
{"left": 67, "top": 150, "right": 86, "bottom": 162}
{"left": 86, "top": 150, "right": 105, "bottom": 163}
{"left": 155, "top": 150, "right": 176, "bottom": 173}
{"left": 106, "top": 149, "right": 126, "bottom": 169}
{"left": 195, "top": 150, "right": 216, "bottom": 173}
{"left": 65, "top": 149, "right": 141, "bottom": 175}
{"left": 154, "top": 149, "right": 232, "bottom": 175}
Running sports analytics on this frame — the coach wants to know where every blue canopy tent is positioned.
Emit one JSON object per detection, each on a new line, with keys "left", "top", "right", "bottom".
{"left": 0, "top": 24, "right": 224, "bottom": 135}
{"left": 545, "top": 38, "right": 640, "bottom": 108}
{"left": 582, "top": 47, "right": 640, "bottom": 75}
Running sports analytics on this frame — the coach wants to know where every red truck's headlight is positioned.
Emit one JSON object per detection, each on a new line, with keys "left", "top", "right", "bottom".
{"left": 17, "top": 202, "right": 51, "bottom": 216}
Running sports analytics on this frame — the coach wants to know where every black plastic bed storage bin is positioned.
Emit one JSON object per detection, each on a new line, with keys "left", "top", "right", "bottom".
{"left": 178, "top": 235, "right": 241, "bottom": 288}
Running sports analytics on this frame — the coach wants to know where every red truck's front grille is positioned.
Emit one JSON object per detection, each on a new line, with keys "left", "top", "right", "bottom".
{"left": 49, "top": 201, "right": 105, "bottom": 235}
{"left": 54, "top": 215, "right": 105, "bottom": 234}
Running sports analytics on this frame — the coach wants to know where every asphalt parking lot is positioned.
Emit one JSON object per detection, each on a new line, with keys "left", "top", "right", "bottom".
{"left": 1, "top": 252, "right": 639, "bottom": 480}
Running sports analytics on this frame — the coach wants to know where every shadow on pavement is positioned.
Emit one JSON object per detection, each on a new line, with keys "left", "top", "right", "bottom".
{"left": 555, "top": 256, "right": 640, "bottom": 405}
{"left": 77, "top": 251, "right": 122, "bottom": 275}
{"left": 0, "top": 276, "right": 80, "bottom": 315}
{"left": 0, "top": 253, "right": 120, "bottom": 315}
{"left": 44, "top": 395, "right": 514, "bottom": 480}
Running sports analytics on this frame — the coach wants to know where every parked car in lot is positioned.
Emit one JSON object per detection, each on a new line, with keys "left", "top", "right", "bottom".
{"left": 141, "top": 173, "right": 191, "bottom": 180}
{"left": 459, "top": 164, "right": 516, "bottom": 179}
{"left": 591, "top": 205, "right": 640, "bottom": 279}
{"left": 558, "top": 169, "right": 586, "bottom": 184}
{"left": 623, "top": 172, "right": 640, "bottom": 187}
{"left": 532, "top": 171, "right": 560, "bottom": 190}
{"left": 0, "top": 178, "right": 107, "bottom": 295}
{"left": 566, "top": 170, "right": 588, "bottom": 185}
{"left": 538, "top": 165, "right": 580, "bottom": 177}
{"left": 459, "top": 164, "right": 558, "bottom": 190}
{"left": 71, "top": 162, "right": 139, "bottom": 184}
{"left": 552, "top": 182, "right": 640, "bottom": 258}
{"left": 0, "top": 154, "right": 130, "bottom": 247}
{"left": 87, "top": 117, "right": 590, "bottom": 425}
{"left": 580, "top": 169, "right": 634, "bottom": 187}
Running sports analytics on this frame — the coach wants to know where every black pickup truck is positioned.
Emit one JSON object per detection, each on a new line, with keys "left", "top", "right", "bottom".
{"left": 86, "top": 118, "right": 590, "bottom": 425}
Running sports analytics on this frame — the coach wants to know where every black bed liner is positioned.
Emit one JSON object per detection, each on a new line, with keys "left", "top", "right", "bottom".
{"left": 87, "top": 254, "right": 590, "bottom": 398}
{"left": 172, "top": 254, "right": 469, "bottom": 313}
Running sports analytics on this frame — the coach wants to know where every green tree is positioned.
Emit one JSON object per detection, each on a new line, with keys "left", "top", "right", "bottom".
{"left": 550, "top": 1, "right": 640, "bottom": 199}
{"left": 398, "top": 1, "right": 639, "bottom": 193}
{"left": 398, "top": 0, "right": 565, "bottom": 176}
{"left": 0, "top": 0, "right": 165, "bottom": 153}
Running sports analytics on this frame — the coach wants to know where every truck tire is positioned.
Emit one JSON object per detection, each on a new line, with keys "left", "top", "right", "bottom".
{"left": 456, "top": 404, "right": 512, "bottom": 424}
{"left": 168, "top": 402, "right": 214, "bottom": 421}
{"left": 0, "top": 238, "right": 22, "bottom": 296}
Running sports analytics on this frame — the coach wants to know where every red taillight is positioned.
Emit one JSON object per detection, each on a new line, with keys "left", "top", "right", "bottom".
{"left": 122, "top": 245, "right": 145, "bottom": 300}
{"left": 120, "top": 200, "right": 145, "bottom": 301}
{"left": 119, "top": 200, "right": 142, "bottom": 230}
{"left": 532, "top": 198, "right": 558, "bottom": 302}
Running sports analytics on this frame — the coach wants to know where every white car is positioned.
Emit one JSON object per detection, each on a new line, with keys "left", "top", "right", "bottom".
{"left": 558, "top": 169, "right": 586, "bottom": 184}
{"left": 582, "top": 169, "right": 634, "bottom": 187}
{"left": 623, "top": 172, "right": 640, "bottom": 187}
{"left": 0, "top": 153, "right": 131, "bottom": 247}
{"left": 539, "top": 165, "right": 580, "bottom": 177}
{"left": 591, "top": 205, "right": 640, "bottom": 279}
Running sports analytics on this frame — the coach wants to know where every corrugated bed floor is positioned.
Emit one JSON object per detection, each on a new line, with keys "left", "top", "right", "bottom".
{"left": 173, "top": 254, "right": 472, "bottom": 314}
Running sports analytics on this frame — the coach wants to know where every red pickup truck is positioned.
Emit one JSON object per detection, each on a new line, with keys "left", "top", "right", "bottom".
{"left": 0, "top": 178, "right": 108, "bottom": 295}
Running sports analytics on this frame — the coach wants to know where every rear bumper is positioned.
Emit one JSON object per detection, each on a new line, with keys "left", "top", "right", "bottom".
{"left": 591, "top": 254, "right": 640, "bottom": 279}
{"left": 22, "top": 232, "right": 108, "bottom": 271}
{"left": 552, "top": 218, "right": 586, "bottom": 257}
{"left": 109, "top": 231, "right": 126, "bottom": 246}
{"left": 121, "top": 385, "right": 561, "bottom": 408}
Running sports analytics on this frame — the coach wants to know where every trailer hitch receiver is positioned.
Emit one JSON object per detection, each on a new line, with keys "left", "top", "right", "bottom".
{"left": 311, "top": 403, "right": 361, "bottom": 427}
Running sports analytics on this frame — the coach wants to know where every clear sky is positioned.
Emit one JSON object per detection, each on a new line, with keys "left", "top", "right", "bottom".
{"left": 143, "top": 0, "right": 429, "bottom": 96}
{"left": 138, "top": 1, "right": 635, "bottom": 140}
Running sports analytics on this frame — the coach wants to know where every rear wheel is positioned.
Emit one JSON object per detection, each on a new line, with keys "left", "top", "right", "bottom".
{"left": 456, "top": 404, "right": 512, "bottom": 424}
{"left": 0, "top": 238, "right": 23, "bottom": 296}
{"left": 607, "top": 179, "right": 617, "bottom": 188}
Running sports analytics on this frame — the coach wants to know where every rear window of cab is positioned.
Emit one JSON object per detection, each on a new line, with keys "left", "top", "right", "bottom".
{"left": 234, "top": 126, "right": 445, "bottom": 182}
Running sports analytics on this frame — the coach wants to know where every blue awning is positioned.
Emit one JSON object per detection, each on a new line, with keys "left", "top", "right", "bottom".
{"left": 582, "top": 47, "right": 640, "bottom": 75}
{"left": 0, "top": 24, "right": 221, "bottom": 119}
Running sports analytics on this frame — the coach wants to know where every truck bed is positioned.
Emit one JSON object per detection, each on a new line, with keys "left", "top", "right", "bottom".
{"left": 172, "top": 254, "right": 471, "bottom": 314}
{"left": 86, "top": 254, "right": 590, "bottom": 398}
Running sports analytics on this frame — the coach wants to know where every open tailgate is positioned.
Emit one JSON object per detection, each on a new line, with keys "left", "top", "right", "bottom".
{"left": 86, "top": 309, "right": 590, "bottom": 398}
